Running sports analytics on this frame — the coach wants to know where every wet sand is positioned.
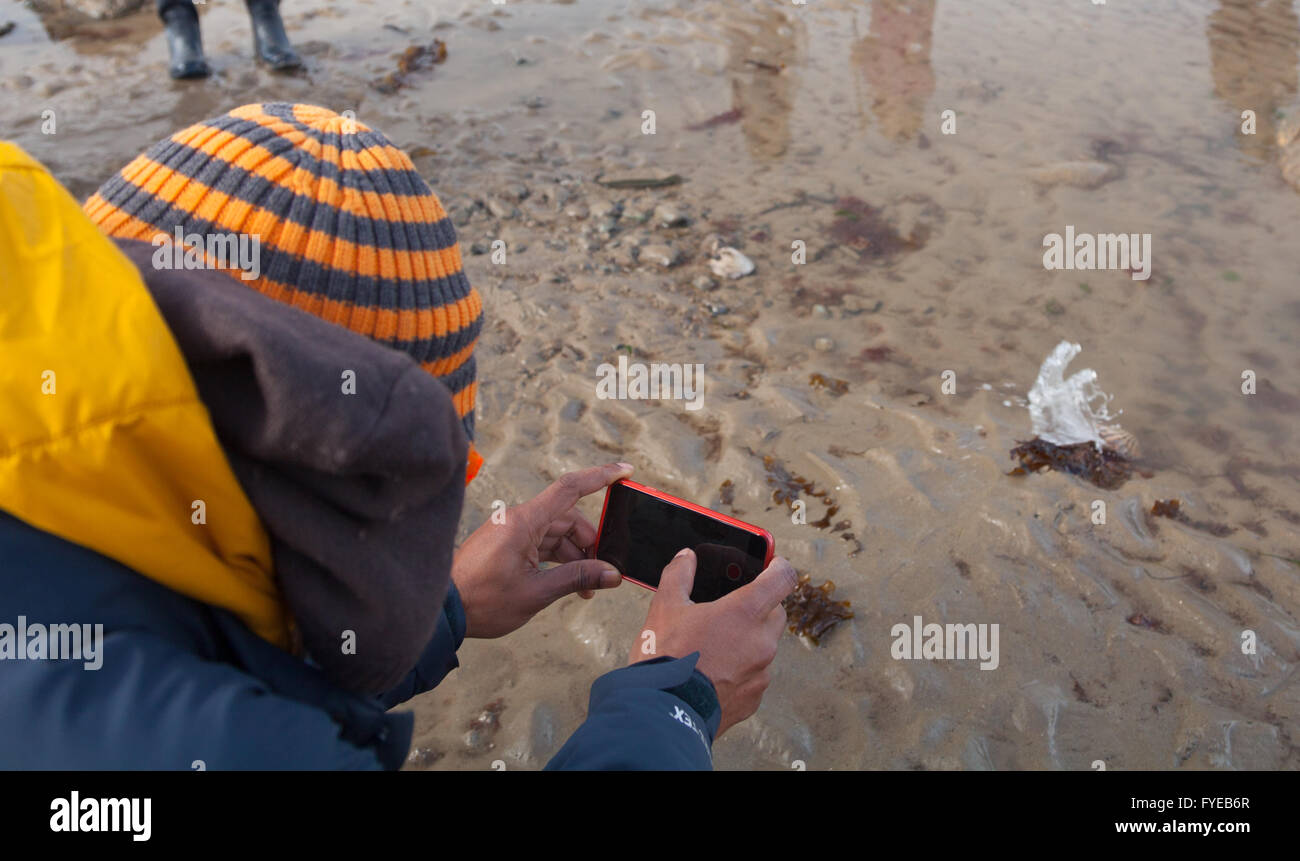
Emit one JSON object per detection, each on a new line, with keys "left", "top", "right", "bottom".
{"left": 5, "top": 0, "right": 1298, "bottom": 769}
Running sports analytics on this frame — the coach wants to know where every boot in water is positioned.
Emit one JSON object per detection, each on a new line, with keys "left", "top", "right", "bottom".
{"left": 247, "top": 0, "right": 302, "bottom": 71}
{"left": 163, "top": 5, "right": 210, "bottom": 79}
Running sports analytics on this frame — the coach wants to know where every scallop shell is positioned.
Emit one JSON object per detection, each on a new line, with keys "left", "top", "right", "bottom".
{"left": 1098, "top": 423, "right": 1140, "bottom": 459}
{"left": 708, "top": 247, "right": 755, "bottom": 280}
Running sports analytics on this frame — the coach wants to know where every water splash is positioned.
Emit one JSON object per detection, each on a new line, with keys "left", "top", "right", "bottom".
{"left": 1027, "top": 341, "right": 1119, "bottom": 450}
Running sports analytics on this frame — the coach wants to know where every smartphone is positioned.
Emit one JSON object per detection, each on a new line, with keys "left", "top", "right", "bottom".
{"left": 593, "top": 479, "right": 775, "bottom": 603}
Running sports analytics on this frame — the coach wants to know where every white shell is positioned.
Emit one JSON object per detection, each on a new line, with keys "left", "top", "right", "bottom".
{"left": 708, "top": 247, "right": 755, "bottom": 279}
{"left": 1098, "top": 423, "right": 1140, "bottom": 459}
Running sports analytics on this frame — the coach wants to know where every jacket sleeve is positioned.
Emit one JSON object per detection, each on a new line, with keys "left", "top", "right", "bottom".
{"left": 0, "top": 629, "right": 394, "bottom": 770}
{"left": 544, "top": 653, "right": 721, "bottom": 770}
{"left": 376, "top": 582, "right": 468, "bottom": 710}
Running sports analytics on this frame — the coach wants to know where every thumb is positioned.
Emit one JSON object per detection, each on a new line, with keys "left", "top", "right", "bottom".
{"left": 656, "top": 548, "right": 697, "bottom": 605}
{"left": 735, "top": 555, "right": 799, "bottom": 617}
{"left": 545, "top": 559, "right": 622, "bottom": 603}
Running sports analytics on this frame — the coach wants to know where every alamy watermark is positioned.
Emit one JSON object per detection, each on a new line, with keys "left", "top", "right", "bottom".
{"left": 151, "top": 227, "right": 261, "bottom": 281}
{"left": 50, "top": 792, "right": 150, "bottom": 841}
{"left": 0, "top": 616, "right": 103, "bottom": 670}
{"left": 891, "top": 614, "right": 999, "bottom": 670}
{"left": 596, "top": 355, "right": 705, "bottom": 411}
{"left": 1043, "top": 226, "right": 1151, "bottom": 281}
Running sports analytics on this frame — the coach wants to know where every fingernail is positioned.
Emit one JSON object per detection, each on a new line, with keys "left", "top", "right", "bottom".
{"left": 600, "top": 569, "right": 622, "bottom": 588}
{"left": 675, "top": 547, "right": 693, "bottom": 558}
{"left": 616, "top": 461, "right": 633, "bottom": 472}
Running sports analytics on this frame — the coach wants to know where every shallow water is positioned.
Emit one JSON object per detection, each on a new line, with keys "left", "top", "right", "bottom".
{"left": 5, "top": 0, "right": 1298, "bottom": 769}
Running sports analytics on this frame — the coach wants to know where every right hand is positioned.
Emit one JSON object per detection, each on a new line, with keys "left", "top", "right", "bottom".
{"left": 629, "top": 548, "right": 799, "bottom": 737}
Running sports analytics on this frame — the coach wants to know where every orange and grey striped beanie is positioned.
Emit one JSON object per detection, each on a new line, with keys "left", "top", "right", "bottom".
{"left": 84, "top": 103, "right": 483, "bottom": 481}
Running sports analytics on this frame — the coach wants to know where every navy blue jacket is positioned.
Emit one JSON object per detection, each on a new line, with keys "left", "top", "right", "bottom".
{"left": 0, "top": 511, "right": 720, "bottom": 770}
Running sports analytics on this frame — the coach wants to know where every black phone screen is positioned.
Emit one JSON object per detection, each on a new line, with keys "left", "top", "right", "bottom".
{"left": 595, "top": 482, "right": 770, "bottom": 603}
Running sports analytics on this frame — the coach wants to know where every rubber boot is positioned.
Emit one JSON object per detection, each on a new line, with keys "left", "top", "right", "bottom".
{"left": 163, "top": 5, "right": 210, "bottom": 79}
{"left": 247, "top": 0, "right": 302, "bottom": 71}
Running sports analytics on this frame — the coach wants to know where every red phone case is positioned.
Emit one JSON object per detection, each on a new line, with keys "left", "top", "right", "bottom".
{"left": 592, "top": 478, "right": 776, "bottom": 593}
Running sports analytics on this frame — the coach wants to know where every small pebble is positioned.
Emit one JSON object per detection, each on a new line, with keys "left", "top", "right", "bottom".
{"left": 654, "top": 203, "right": 687, "bottom": 227}
{"left": 469, "top": 240, "right": 490, "bottom": 255}
{"left": 407, "top": 747, "right": 442, "bottom": 767}
{"left": 640, "top": 243, "right": 681, "bottom": 268}
{"left": 564, "top": 203, "right": 589, "bottom": 219}
{"left": 501, "top": 183, "right": 529, "bottom": 202}
{"left": 486, "top": 198, "right": 518, "bottom": 219}
{"left": 589, "top": 198, "right": 622, "bottom": 219}
{"left": 812, "top": 304, "right": 830, "bottom": 317}
{"left": 692, "top": 275, "right": 717, "bottom": 290}
{"left": 814, "top": 337, "right": 835, "bottom": 352}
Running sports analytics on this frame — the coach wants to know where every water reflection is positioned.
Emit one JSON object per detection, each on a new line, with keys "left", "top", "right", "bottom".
{"left": 723, "top": 2, "right": 802, "bottom": 162}
{"left": 1207, "top": 0, "right": 1299, "bottom": 162}
{"left": 851, "top": 0, "right": 936, "bottom": 140}
{"left": 23, "top": 0, "right": 157, "bottom": 47}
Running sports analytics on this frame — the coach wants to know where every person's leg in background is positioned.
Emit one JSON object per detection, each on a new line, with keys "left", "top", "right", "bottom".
{"left": 246, "top": 0, "right": 302, "bottom": 71}
{"left": 158, "top": 0, "right": 301, "bottom": 80}
{"left": 158, "top": 0, "right": 208, "bottom": 79}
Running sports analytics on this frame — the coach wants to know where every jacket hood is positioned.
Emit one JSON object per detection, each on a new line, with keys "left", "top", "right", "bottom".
{"left": 0, "top": 141, "right": 292, "bottom": 650}
{"left": 112, "top": 237, "right": 468, "bottom": 696}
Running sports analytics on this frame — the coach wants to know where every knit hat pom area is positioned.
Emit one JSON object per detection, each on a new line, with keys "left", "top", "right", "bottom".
{"left": 83, "top": 103, "right": 482, "bottom": 445}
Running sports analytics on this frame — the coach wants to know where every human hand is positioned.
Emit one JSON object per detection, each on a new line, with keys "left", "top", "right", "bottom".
{"left": 629, "top": 549, "right": 798, "bottom": 737}
{"left": 452, "top": 462, "right": 634, "bottom": 638}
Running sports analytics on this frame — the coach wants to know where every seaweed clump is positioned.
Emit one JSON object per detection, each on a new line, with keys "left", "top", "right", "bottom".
{"left": 1151, "top": 498, "right": 1181, "bottom": 518}
{"left": 827, "top": 197, "right": 928, "bottom": 263}
{"left": 783, "top": 574, "right": 854, "bottom": 645}
{"left": 718, "top": 479, "right": 735, "bottom": 507}
{"left": 373, "top": 40, "right": 448, "bottom": 94}
{"left": 1008, "top": 438, "right": 1131, "bottom": 490}
{"left": 1148, "top": 497, "right": 1237, "bottom": 537}
{"left": 762, "top": 454, "right": 839, "bottom": 528}
{"left": 809, "top": 373, "right": 850, "bottom": 396}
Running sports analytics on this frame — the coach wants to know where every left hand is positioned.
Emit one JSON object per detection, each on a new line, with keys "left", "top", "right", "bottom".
{"left": 452, "top": 462, "right": 634, "bottom": 638}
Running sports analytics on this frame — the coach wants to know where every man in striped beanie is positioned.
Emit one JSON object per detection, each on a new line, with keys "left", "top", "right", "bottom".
{"left": 0, "top": 106, "right": 797, "bottom": 768}
{"left": 85, "top": 102, "right": 484, "bottom": 476}
{"left": 62, "top": 103, "right": 693, "bottom": 765}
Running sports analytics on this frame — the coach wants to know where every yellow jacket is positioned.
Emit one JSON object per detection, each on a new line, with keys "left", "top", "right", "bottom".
{"left": 0, "top": 141, "right": 292, "bottom": 650}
